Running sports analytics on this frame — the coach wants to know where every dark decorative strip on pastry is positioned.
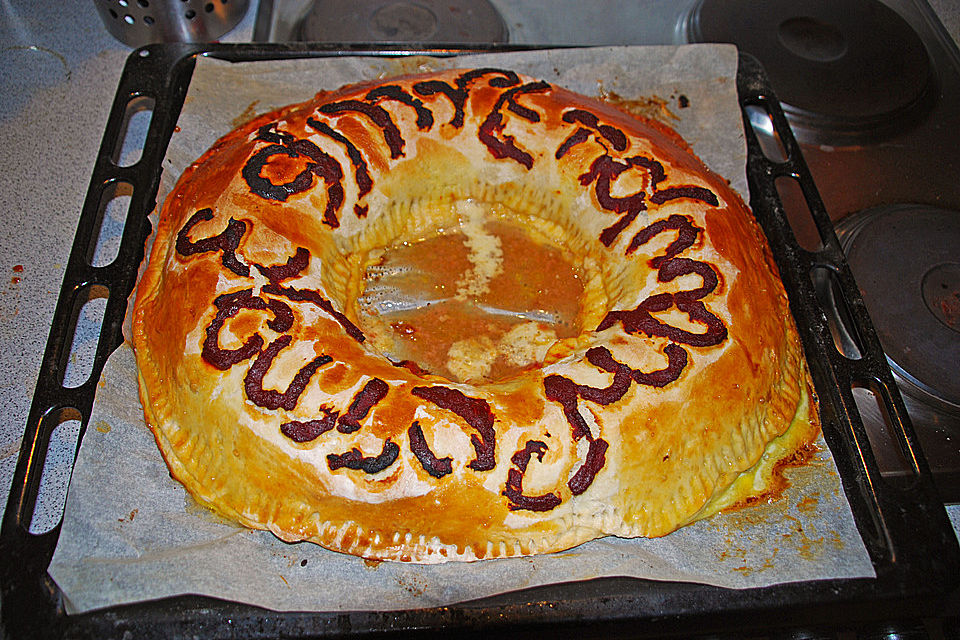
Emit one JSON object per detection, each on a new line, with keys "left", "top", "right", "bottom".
{"left": 631, "top": 343, "right": 689, "bottom": 388}
{"left": 626, "top": 213, "right": 700, "bottom": 260}
{"left": 567, "top": 437, "right": 609, "bottom": 495}
{"left": 649, "top": 185, "right": 719, "bottom": 206}
{"left": 411, "top": 386, "right": 496, "bottom": 471}
{"left": 478, "top": 81, "right": 551, "bottom": 168}
{"left": 503, "top": 440, "right": 561, "bottom": 512}
{"left": 597, "top": 291, "right": 727, "bottom": 347}
{"left": 365, "top": 85, "right": 434, "bottom": 130}
{"left": 262, "top": 283, "right": 365, "bottom": 343}
{"left": 327, "top": 439, "right": 400, "bottom": 474}
{"left": 543, "top": 347, "right": 634, "bottom": 442}
{"left": 659, "top": 257, "right": 720, "bottom": 301}
{"left": 241, "top": 135, "right": 346, "bottom": 228}
{"left": 540, "top": 343, "right": 694, "bottom": 502}
{"left": 281, "top": 408, "right": 339, "bottom": 443}
{"left": 202, "top": 289, "right": 293, "bottom": 369}
{"left": 255, "top": 122, "right": 295, "bottom": 145}
{"left": 175, "top": 208, "right": 250, "bottom": 277}
{"left": 307, "top": 117, "right": 374, "bottom": 200}
{"left": 562, "top": 108, "right": 628, "bottom": 151}
{"left": 241, "top": 144, "right": 316, "bottom": 202}
{"left": 244, "top": 334, "right": 333, "bottom": 411}
{"left": 555, "top": 127, "right": 591, "bottom": 159}
{"left": 337, "top": 378, "right": 389, "bottom": 434}
{"left": 202, "top": 290, "right": 266, "bottom": 370}
{"left": 317, "top": 100, "right": 406, "bottom": 159}
{"left": 254, "top": 247, "right": 310, "bottom": 283}
{"left": 512, "top": 440, "right": 549, "bottom": 471}
{"left": 578, "top": 155, "right": 670, "bottom": 247}
{"left": 602, "top": 214, "right": 727, "bottom": 347}
{"left": 408, "top": 422, "right": 453, "bottom": 478}
{"left": 413, "top": 68, "right": 520, "bottom": 128}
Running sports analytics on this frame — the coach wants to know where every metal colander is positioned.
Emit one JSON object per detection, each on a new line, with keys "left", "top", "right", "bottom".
{"left": 94, "top": 0, "right": 250, "bottom": 48}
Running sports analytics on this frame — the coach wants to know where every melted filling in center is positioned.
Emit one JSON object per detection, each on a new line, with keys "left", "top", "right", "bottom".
{"left": 357, "top": 205, "right": 584, "bottom": 383}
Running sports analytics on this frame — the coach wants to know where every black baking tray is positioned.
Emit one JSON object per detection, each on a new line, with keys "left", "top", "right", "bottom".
{"left": 1, "top": 43, "right": 958, "bottom": 639}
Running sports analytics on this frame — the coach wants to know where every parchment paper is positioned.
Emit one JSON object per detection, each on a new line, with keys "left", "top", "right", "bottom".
{"left": 48, "top": 46, "right": 875, "bottom": 615}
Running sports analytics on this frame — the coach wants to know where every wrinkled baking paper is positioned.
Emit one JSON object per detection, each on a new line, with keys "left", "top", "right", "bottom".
{"left": 49, "top": 45, "right": 875, "bottom": 614}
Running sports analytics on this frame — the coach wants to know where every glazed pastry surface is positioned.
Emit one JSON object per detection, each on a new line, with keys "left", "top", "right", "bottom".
{"left": 132, "top": 68, "right": 820, "bottom": 563}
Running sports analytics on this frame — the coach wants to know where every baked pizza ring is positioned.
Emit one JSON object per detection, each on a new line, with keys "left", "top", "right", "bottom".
{"left": 132, "top": 68, "right": 820, "bottom": 563}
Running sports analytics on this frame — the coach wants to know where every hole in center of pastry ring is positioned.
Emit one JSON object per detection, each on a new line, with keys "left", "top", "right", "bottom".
{"left": 348, "top": 198, "right": 609, "bottom": 384}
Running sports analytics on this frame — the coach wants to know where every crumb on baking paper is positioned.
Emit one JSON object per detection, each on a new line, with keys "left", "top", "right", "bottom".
{"left": 597, "top": 88, "right": 680, "bottom": 124}
{"left": 782, "top": 514, "right": 827, "bottom": 562}
{"left": 381, "top": 56, "right": 440, "bottom": 79}
{"left": 797, "top": 493, "right": 820, "bottom": 514}
{"left": 733, "top": 547, "right": 778, "bottom": 576}
{"left": 395, "top": 574, "right": 426, "bottom": 597}
{"left": 1, "top": 439, "right": 22, "bottom": 461}
{"left": 118, "top": 508, "right": 138, "bottom": 523}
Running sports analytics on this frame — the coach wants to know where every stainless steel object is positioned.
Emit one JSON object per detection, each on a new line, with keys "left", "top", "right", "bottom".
{"left": 682, "top": 0, "right": 960, "bottom": 501}
{"left": 685, "top": 0, "right": 938, "bottom": 145}
{"left": 828, "top": 205, "right": 960, "bottom": 496}
{"left": 94, "top": 0, "right": 250, "bottom": 47}
{"left": 297, "top": 0, "right": 506, "bottom": 43}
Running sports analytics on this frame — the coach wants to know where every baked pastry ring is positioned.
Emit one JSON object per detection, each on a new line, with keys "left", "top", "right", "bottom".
{"left": 132, "top": 68, "right": 820, "bottom": 563}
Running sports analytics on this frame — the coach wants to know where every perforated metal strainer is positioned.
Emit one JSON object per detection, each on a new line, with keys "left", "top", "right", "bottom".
{"left": 94, "top": 0, "right": 250, "bottom": 48}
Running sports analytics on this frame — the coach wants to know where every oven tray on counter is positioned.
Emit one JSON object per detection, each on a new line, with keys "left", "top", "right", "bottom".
{"left": 1, "top": 43, "right": 957, "bottom": 639}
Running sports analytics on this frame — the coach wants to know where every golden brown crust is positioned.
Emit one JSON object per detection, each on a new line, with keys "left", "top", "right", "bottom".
{"left": 132, "top": 68, "right": 819, "bottom": 563}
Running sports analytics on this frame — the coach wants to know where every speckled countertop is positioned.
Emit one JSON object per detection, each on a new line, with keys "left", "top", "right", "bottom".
{"left": 0, "top": 0, "right": 958, "bottom": 567}
{"left": 0, "top": 0, "right": 258, "bottom": 534}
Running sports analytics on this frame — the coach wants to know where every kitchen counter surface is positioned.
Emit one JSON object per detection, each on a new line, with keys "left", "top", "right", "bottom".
{"left": 1, "top": 0, "right": 958, "bottom": 632}
{"left": 0, "top": 0, "right": 257, "bottom": 535}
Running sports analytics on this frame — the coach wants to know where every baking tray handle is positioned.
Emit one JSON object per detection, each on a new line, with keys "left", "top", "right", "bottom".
{"left": 737, "top": 53, "right": 959, "bottom": 570}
